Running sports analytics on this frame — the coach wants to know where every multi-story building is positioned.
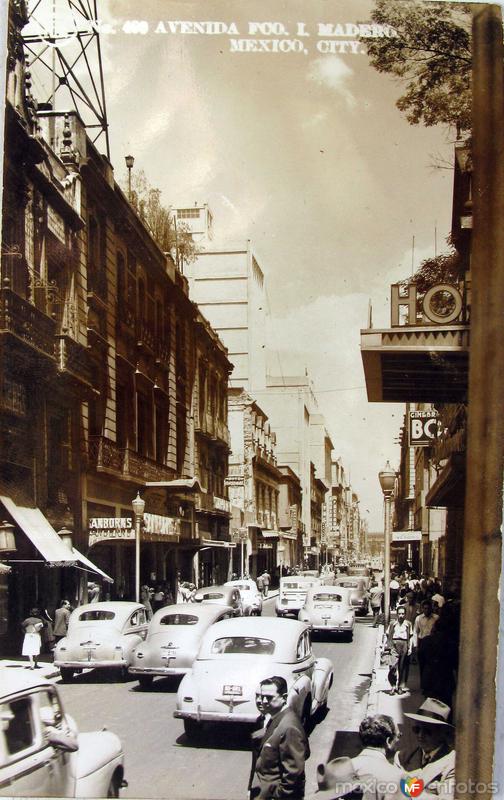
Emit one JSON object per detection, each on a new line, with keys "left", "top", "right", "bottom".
{"left": 277, "top": 466, "right": 303, "bottom": 569}
{"left": 226, "top": 389, "right": 281, "bottom": 578}
{"left": 0, "top": 7, "right": 232, "bottom": 650}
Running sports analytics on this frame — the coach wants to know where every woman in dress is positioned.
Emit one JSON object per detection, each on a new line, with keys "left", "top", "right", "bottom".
{"left": 21, "top": 608, "right": 45, "bottom": 669}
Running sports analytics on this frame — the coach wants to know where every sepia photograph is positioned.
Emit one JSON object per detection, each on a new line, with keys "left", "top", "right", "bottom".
{"left": 0, "top": 0, "right": 503, "bottom": 798}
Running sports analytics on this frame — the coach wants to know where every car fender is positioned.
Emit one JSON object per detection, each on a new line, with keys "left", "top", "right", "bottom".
{"left": 123, "top": 633, "right": 143, "bottom": 662}
{"left": 311, "top": 657, "right": 334, "bottom": 708}
{"left": 176, "top": 673, "right": 197, "bottom": 707}
{"left": 287, "top": 672, "right": 311, "bottom": 717}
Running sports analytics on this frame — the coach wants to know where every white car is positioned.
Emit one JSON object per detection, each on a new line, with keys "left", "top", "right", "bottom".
{"left": 0, "top": 670, "right": 125, "bottom": 797}
{"left": 298, "top": 586, "right": 355, "bottom": 640}
{"left": 224, "top": 579, "right": 263, "bottom": 616}
{"left": 54, "top": 602, "right": 149, "bottom": 681}
{"left": 275, "top": 575, "right": 322, "bottom": 617}
{"left": 174, "top": 617, "right": 333, "bottom": 740}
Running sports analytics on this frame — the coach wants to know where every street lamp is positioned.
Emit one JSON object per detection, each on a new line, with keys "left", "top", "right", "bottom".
{"left": 378, "top": 461, "right": 396, "bottom": 627}
{"left": 132, "top": 492, "right": 145, "bottom": 603}
{"left": 125, "top": 154, "right": 134, "bottom": 201}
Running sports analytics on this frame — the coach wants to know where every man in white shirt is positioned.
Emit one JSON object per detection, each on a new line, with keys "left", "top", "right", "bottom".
{"left": 386, "top": 605, "right": 413, "bottom": 694}
{"left": 413, "top": 600, "right": 439, "bottom": 693}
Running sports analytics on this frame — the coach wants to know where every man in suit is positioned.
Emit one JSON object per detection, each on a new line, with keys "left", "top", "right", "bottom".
{"left": 395, "top": 698, "right": 455, "bottom": 799}
{"left": 250, "top": 675, "right": 310, "bottom": 799}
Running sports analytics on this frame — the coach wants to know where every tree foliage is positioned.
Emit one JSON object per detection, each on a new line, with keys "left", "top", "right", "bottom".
{"left": 122, "top": 170, "right": 198, "bottom": 269}
{"left": 365, "top": 0, "right": 472, "bottom": 131}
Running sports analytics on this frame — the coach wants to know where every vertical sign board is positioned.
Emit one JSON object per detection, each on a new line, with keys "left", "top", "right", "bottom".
{"left": 409, "top": 410, "right": 441, "bottom": 447}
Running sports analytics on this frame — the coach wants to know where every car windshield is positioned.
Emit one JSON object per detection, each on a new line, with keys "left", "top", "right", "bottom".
{"left": 78, "top": 610, "right": 115, "bottom": 621}
{"left": 159, "top": 614, "right": 199, "bottom": 625}
{"left": 210, "top": 636, "right": 275, "bottom": 655}
{"left": 232, "top": 584, "right": 249, "bottom": 591}
{"left": 337, "top": 581, "right": 359, "bottom": 588}
{"left": 313, "top": 593, "right": 343, "bottom": 602}
{"left": 199, "top": 592, "right": 224, "bottom": 600}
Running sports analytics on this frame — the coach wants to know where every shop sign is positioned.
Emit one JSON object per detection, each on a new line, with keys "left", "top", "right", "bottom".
{"left": 392, "top": 530, "right": 422, "bottom": 542}
{"left": 258, "top": 543, "right": 273, "bottom": 549}
{"left": 409, "top": 410, "right": 441, "bottom": 447}
{"left": 89, "top": 517, "right": 134, "bottom": 546}
{"left": 143, "top": 512, "right": 180, "bottom": 538}
{"left": 391, "top": 282, "right": 465, "bottom": 327}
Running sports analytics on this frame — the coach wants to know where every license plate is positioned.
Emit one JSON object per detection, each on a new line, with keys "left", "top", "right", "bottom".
{"left": 322, "top": 615, "right": 331, "bottom": 619}
{"left": 161, "top": 648, "right": 177, "bottom": 658}
{"left": 223, "top": 684, "right": 242, "bottom": 696}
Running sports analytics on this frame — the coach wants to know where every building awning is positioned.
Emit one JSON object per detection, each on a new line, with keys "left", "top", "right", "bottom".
{"left": 260, "top": 530, "right": 280, "bottom": 539}
{"left": 0, "top": 496, "right": 76, "bottom": 565}
{"left": 200, "top": 538, "right": 236, "bottom": 549}
{"left": 425, "top": 453, "right": 466, "bottom": 508}
{"left": 144, "top": 478, "right": 204, "bottom": 492}
{"left": 360, "top": 325, "right": 469, "bottom": 403}
{"left": 71, "top": 548, "right": 114, "bottom": 583}
{"left": 279, "top": 530, "right": 298, "bottom": 541}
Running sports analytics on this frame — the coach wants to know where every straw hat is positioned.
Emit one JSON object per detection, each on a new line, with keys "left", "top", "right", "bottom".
{"left": 404, "top": 697, "right": 453, "bottom": 727}
{"left": 315, "top": 756, "right": 361, "bottom": 798}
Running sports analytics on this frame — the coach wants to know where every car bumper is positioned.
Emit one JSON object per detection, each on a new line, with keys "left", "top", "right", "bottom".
{"left": 174, "top": 709, "right": 257, "bottom": 724}
{"left": 276, "top": 606, "right": 301, "bottom": 616}
{"left": 311, "top": 623, "right": 353, "bottom": 632}
{"left": 55, "top": 659, "right": 128, "bottom": 669}
{"left": 129, "top": 666, "right": 190, "bottom": 676}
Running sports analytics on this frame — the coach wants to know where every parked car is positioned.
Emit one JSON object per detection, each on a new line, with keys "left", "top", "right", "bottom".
{"left": 224, "top": 579, "right": 263, "bottom": 616}
{"left": 333, "top": 577, "right": 370, "bottom": 616}
{"left": 128, "top": 603, "right": 235, "bottom": 687}
{"left": 192, "top": 585, "right": 243, "bottom": 616}
{"left": 298, "top": 586, "right": 355, "bottom": 640}
{"left": 347, "top": 566, "right": 372, "bottom": 588}
{"left": 275, "top": 575, "right": 321, "bottom": 617}
{"left": 54, "top": 602, "right": 149, "bottom": 682}
{"left": 174, "top": 616, "right": 333, "bottom": 740}
{"left": 0, "top": 669, "right": 125, "bottom": 797}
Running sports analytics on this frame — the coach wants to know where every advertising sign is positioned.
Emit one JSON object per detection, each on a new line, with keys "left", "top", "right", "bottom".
{"left": 392, "top": 531, "right": 422, "bottom": 542}
{"left": 409, "top": 410, "right": 441, "bottom": 447}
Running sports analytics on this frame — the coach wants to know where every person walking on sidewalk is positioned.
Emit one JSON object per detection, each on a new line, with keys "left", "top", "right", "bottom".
{"left": 413, "top": 600, "right": 439, "bottom": 694}
{"left": 21, "top": 608, "right": 45, "bottom": 669}
{"left": 395, "top": 698, "right": 455, "bottom": 800}
{"left": 53, "top": 600, "right": 71, "bottom": 644}
{"left": 386, "top": 605, "right": 413, "bottom": 694}
{"left": 389, "top": 576, "right": 400, "bottom": 611}
{"left": 369, "top": 582, "right": 384, "bottom": 627}
{"left": 259, "top": 570, "right": 271, "bottom": 599}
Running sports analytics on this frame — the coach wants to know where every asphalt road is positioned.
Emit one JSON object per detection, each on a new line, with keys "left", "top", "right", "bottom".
{"left": 57, "top": 599, "right": 378, "bottom": 800}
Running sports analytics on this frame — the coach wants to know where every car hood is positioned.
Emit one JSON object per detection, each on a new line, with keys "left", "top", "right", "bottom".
{"left": 76, "top": 731, "right": 123, "bottom": 779}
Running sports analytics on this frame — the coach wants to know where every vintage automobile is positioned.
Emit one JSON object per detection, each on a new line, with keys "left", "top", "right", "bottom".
{"left": 224, "top": 579, "right": 263, "bottom": 616}
{"left": 0, "top": 670, "right": 125, "bottom": 797}
{"left": 54, "top": 601, "right": 149, "bottom": 682}
{"left": 346, "top": 566, "right": 372, "bottom": 589}
{"left": 275, "top": 575, "right": 321, "bottom": 617}
{"left": 333, "top": 577, "right": 370, "bottom": 616}
{"left": 128, "top": 603, "right": 235, "bottom": 687}
{"left": 298, "top": 586, "right": 355, "bottom": 640}
{"left": 192, "top": 585, "right": 243, "bottom": 616}
{"left": 174, "top": 617, "right": 333, "bottom": 740}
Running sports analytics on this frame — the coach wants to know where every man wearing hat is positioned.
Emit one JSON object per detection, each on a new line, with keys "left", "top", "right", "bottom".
{"left": 395, "top": 698, "right": 455, "bottom": 799}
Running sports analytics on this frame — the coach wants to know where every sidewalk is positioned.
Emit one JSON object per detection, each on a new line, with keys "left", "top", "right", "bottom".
{"left": 0, "top": 654, "right": 60, "bottom": 680}
{"left": 366, "top": 624, "right": 423, "bottom": 753}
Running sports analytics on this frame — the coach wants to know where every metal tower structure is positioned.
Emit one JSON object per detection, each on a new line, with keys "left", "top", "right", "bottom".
{"left": 22, "top": 0, "right": 110, "bottom": 158}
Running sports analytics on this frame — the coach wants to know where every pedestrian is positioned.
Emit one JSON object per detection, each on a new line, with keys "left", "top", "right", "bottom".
{"left": 53, "top": 600, "right": 71, "bottom": 643}
{"left": 249, "top": 675, "right": 310, "bottom": 799}
{"left": 152, "top": 585, "right": 166, "bottom": 613}
{"left": 399, "top": 591, "right": 419, "bottom": 625}
{"left": 369, "top": 582, "right": 384, "bottom": 627}
{"left": 419, "top": 604, "right": 460, "bottom": 706}
{"left": 413, "top": 600, "right": 439, "bottom": 693}
{"left": 260, "top": 570, "right": 271, "bottom": 599}
{"left": 256, "top": 573, "right": 265, "bottom": 597}
{"left": 386, "top": 605, "right": 413, "bottom": 694}
{"left": 88, "top": 582, "right": 100, "bottom": 602}
{"left": 389, "top": 576, "right": 400, "bottom": 611}
{"left": 140, "top": 584, "right": 153, "bottom": 619}
{"left": 431, "top": 593, "right": 445, "bottom": 613}
{"left": 395, "top": 697, "right": 455, "bottom": 799}
{"left": 21, "top": 608, "right": 45, "bottom": 669}
{"left": 314, "top": 715, "right": 402, "bottom": 800}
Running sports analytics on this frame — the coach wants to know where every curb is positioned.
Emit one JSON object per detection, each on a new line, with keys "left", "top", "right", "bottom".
{"left": 366, "top": 624, "right": 385, "bottom": 715}
{"left": 0, "top": 660, "right": 60, "bottom": 680}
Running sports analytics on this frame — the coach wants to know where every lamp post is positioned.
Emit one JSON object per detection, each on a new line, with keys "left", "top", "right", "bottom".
{"left": 132, "top": 492, "right": 145, "bottom": 603}
{"left": 125, "top": 154, "right": 134, "bottom": 201}
{"left": 378, "top": 461, "right": 396, "bottom": 627}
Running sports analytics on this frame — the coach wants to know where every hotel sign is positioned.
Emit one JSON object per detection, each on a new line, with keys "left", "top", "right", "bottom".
{"left": 391, "top": 282, "right": 465, "bottom": 327}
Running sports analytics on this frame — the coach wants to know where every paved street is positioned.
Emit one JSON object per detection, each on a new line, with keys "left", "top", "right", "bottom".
{"left": 55, "top": 599, "right": 378, "bottom": 800}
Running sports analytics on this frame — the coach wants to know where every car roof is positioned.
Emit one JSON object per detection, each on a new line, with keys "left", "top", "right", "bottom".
{"left": 224, "top": 579, "right": 256, "bottom": 588}
{"left": 308, "top": 585, "right": 350, "bottom": 596}
{"left": 0, "top": 667, "right": 53, "bottom": 697}
{"left": 150, "top": 603, "right": 233, "bottom": 626}
{"left": 194, "top": 584, "right": 236, "bottom": 595}
{"left": 197, "top": 617, "right": 309, "bottom": 660}
{"left": 70, "top": 601, "right": 145, "bottom": 623}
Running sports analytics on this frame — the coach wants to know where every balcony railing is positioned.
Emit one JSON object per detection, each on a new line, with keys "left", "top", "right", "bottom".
{"left": 195, "top": 493, "right": 231, "bottom": 515}
{"left": 0, "top": 287, "right": 56, "bottom": 361}
{"left": 195, "top": 410, "right": 230, "bottom": 447}
{"left": 88, "top": 436, "right": 174, "bottom": 482}
{"left": 55, "top": 334, "right": 95, "bottom": 387}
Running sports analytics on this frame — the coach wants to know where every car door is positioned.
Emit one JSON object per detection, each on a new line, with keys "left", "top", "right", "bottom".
{"left": 0, "top": 691, "right": 69, "bottom": 798}
{"left": 123, "top": 609, "right": 148, "bottom": 661}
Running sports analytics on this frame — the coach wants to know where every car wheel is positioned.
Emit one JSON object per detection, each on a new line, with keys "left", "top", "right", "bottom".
{"left": 138, "top": 675, "right": 154, "bottom": 689}
{"left": 184, "top": 718, "right": 202, "bottom": 741}
{"left": 346, "top": 631, "right": 354, "bottom": 643}
{"left": 301, "top": 696, "right": 312, "bottom": 731}
{"left": 106, "top": 772, "right": 121, "bottom": 798}
{"left": 60, "top": 667, "right": 74, "bottom": 683}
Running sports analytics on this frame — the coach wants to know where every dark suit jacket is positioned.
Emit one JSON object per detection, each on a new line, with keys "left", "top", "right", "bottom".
{"left": 251, "top": 706, "right": 310, "bottom": 799}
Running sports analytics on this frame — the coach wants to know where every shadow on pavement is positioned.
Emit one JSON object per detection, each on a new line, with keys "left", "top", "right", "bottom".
{"left": 175, "top": 722, "right": 255, "bottom": 750}
{"left": 129, "top": 676, "right": 182, "bottom": 693}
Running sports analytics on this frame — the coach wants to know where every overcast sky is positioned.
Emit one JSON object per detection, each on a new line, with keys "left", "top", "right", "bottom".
{"left": 27, "top": 0, "right": 458, "bottom": 530}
